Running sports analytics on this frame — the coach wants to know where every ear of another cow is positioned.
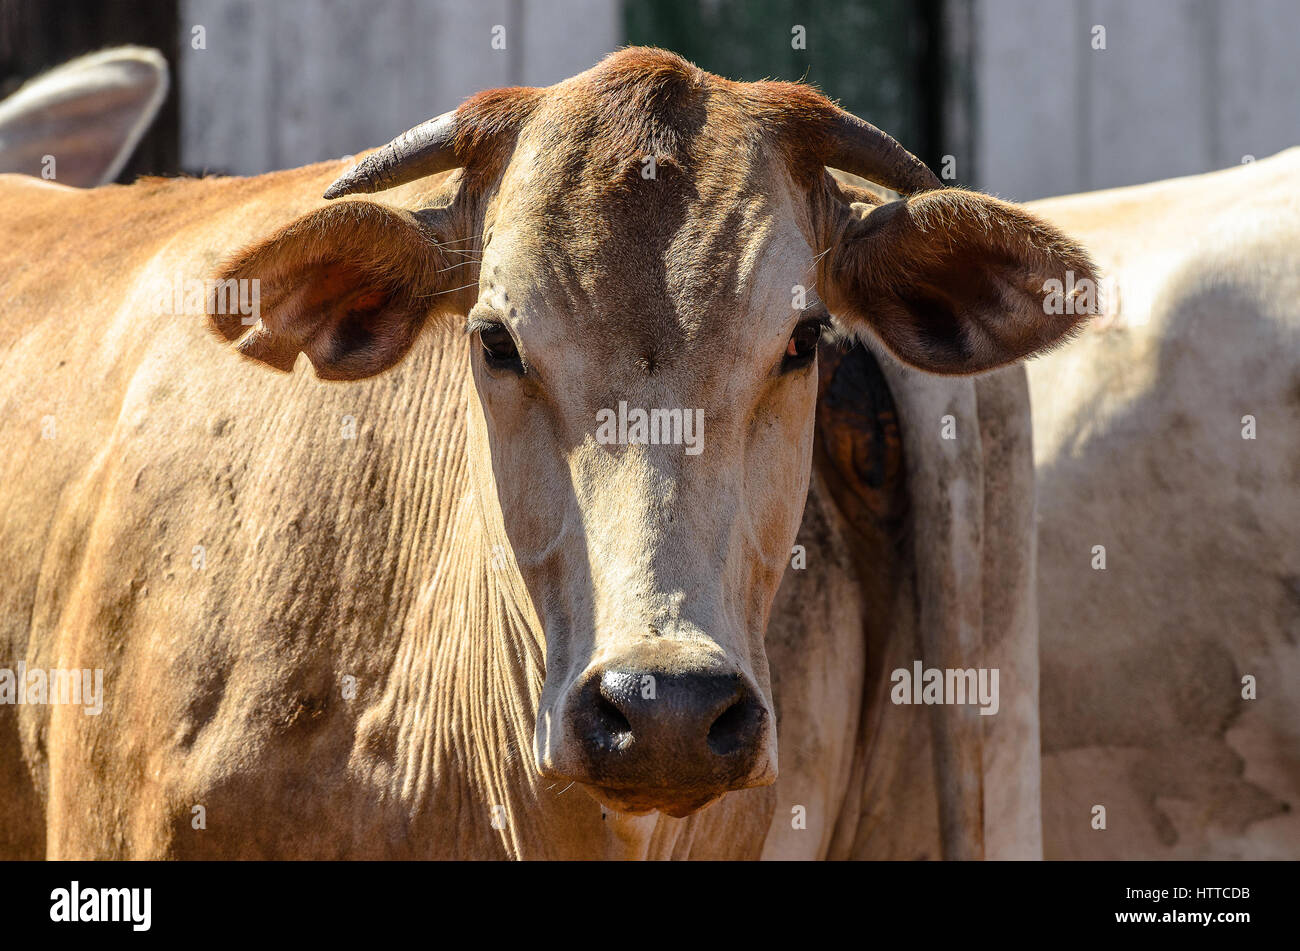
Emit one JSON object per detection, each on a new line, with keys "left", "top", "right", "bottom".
{"left": 821, "top": 189, "right": 1099, "bottom": 375}
{"left": 209, "top": 201, "right": 462, "bottom": 380}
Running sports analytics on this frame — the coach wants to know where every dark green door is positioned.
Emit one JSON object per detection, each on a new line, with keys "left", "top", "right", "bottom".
{"left": 625, "top": 0, "right": 945, "bottom": 169}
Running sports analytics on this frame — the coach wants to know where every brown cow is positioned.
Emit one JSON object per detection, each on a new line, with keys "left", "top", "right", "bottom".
{"left": 0, "top": 49, "right": 1093, "bottom": 858}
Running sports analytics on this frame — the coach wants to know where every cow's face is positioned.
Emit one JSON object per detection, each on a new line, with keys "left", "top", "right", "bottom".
{"left": 213, "top": 49, "right": 1097, "bottom": 817}
{"left": 464, "top": 106, "right": 826, "bottom": 815}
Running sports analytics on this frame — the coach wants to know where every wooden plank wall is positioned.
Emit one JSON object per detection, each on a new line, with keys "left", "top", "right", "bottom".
{"left": 178, "top": 0, "right": 618, "bottom": 176}
{"left": 965, "top": 0, "right": 1300, "bottom": 200}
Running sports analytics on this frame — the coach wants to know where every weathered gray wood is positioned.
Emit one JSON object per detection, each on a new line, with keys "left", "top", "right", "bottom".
{"left": 519, "top": 0, "right": 618, "bottom": 86}
{"left": 972, "top": 0, "right": 1300, "bottom": 200}
{"left": 179, "top": 0, "right": 617, "bottom": 175}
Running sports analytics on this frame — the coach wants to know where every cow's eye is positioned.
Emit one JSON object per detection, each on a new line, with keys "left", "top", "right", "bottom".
{"left": 479, "top": 324, "right": 522, "bottom": 371}
{"left": 782, "top": 318, "right": 823, "bottom": 371}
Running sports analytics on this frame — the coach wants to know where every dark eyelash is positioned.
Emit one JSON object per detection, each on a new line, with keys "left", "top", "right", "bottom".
{"left": 804, "top": 310, "right": 833, "bottom": 331}
{"left": 464, "top": 315, "right": 498, "bottom": 336}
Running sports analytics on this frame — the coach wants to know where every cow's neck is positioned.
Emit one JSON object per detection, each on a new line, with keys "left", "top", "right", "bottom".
{"left": 364, "top": 338, "right": 689, "bottom": 858}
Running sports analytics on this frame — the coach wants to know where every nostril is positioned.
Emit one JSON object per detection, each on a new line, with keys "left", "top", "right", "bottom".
{"left": 594, "top": 693, "right": 632, "bottom": 736}
{"left": 707, "top": 697, "right": 757, "bottom": 756}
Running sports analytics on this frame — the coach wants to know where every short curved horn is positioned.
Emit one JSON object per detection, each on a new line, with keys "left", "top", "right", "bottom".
{"left": 822, "top": 111, "right": 942, "bottom": 196}
{"left": 323, "top": 110, "right": 460, "bottom": 199}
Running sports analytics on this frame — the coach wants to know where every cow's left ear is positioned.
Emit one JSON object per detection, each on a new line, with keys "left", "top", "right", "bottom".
{"left": 209, "top": 200, "right": 465, "bottom": 380}
{"left": 819, "top": 189, "right": 1098, "bottom": 374}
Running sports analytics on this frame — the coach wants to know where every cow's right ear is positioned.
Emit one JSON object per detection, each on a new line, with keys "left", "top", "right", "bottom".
{"left": 209, "top": 200, "right": 464, "bottom": 380}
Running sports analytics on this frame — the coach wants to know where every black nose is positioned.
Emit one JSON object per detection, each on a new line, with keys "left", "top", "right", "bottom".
{"left": 566, "top": 662, "right": 769, "bottom": 797}
{"left": 598, "top": 668, "right": 761, "bottom": 756}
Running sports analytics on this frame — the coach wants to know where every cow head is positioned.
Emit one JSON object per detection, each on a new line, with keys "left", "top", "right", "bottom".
{"left": 211, "top": 49, "right": 1095, "bottom": 818}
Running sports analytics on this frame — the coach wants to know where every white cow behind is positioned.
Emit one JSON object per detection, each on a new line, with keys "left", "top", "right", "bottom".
{"left": 1029, "top": 149, "right": 1300, "bottom": 858}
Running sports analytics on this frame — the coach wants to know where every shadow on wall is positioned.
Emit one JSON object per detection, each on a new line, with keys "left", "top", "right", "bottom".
{"left": 1034, "top": 264, "right": 1300, "bottom": 858}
